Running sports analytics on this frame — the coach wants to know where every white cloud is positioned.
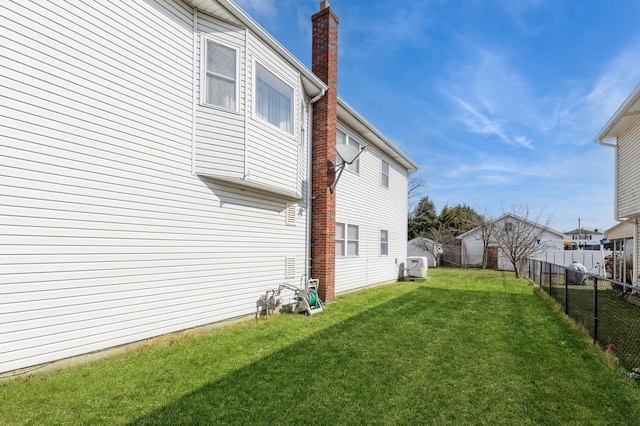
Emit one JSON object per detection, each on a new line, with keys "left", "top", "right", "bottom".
{"left": 452, "top": 96, "right": 534, "bottom": 149}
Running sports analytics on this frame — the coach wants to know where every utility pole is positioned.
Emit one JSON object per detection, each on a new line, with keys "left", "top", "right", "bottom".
{"left": 578, "top": 217, "right": 581, "bottom": 249}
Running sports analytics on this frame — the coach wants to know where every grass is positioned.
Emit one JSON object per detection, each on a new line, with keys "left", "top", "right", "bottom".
{"left": 2, "top": 268, "right": 640, "bottom": 425}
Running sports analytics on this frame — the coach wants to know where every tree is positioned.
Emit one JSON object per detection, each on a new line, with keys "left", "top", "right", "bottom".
{"left": 469, "top": 213, "right": 495, "bottom": 269}
{"left": 493, "top": 206, "right": 549, "bottom": 278}
{"left": 438, "top": 204, "right": 480, "bottom": 236}
{"left": 407, "top": 175, "right": 426, "bottom": 213}
{"left": 408, "top": 196, "right": 438, "bottom": 239}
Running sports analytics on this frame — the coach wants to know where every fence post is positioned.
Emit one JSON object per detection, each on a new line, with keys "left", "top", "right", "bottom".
{"left": 593, "top": 277, "right": 598, "bottom": 344}
{"left": 564, "top": 269, "right": 569, "bottom": 315}
{"left": 548, "top": 262, "right": 552, "bottom": 294}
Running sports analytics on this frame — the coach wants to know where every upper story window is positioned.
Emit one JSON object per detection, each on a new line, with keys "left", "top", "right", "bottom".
{"left": 336, "top": 129, "right": 360, "bottom": 173}
{"left": 381, "top": 159, "right": 390, "bottom": 188}
{"left": 203, "top": 39, "right": 238, "bottom": 111}
{"left": 255, "top": 62, "right": 294, "bottom": 134}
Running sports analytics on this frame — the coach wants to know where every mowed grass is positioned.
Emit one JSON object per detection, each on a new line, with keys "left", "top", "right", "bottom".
{"left": 2, "top": 268, "right": 640, "bottom": 425}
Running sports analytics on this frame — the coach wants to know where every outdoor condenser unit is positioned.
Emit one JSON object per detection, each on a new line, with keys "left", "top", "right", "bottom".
{"left": 403, "top": 256, "right": 428, "bottom": 281}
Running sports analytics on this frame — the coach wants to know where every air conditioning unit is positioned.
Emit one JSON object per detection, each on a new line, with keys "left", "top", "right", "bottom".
{"left": 398, "top": 256, "right": 428, "bottom": 281}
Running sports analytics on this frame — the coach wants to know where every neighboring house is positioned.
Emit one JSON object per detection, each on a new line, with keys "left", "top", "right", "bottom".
{"left": 0, "top": 0, "right": 417, "bottom": 374}
{"left": 595, "top": 83, "right": 640, "bottom": 286}
{"left": 457, "top": 214, "right": 564, "bottom": 270}
{"left": 604, "top": 221, "right": 635, "bottom": 283}
{"left": 407, "top": 237, "right": 441, "bottom": 267}
{"left": 563, "top": 227, "right": 605, "bottom": 249}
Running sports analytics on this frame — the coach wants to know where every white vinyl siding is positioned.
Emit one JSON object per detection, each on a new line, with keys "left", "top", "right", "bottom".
{"left": 0, "top": 0, "right": 309, "bottom": 374}
{"left": 616, "top": 120, "right": 640, "bottom": 218}
{"left": 194, "top": 16, "right": 246, "bottom": 180}
{"left": 195, "top": 13, "right": 304, "bottom": 198}
{"left": 335, "top": 134, "right": 409, "bottom": 293}
{"left": 245, "top": 33, "right": 303, "bottom": 197}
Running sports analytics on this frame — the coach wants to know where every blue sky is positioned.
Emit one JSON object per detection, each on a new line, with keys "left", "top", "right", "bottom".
{"left": 236, "top": 0, "right": 640, "bottom": 233}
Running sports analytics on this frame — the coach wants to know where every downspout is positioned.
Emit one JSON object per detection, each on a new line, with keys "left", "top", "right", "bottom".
{"left": 635, "top": 218, "right": 639, "bottom": 286}
{"left": 305, "top": 88, "right": 327, "bottom": 281}
{"left": 191, "top": 7, "right": 198, "bottom": 175}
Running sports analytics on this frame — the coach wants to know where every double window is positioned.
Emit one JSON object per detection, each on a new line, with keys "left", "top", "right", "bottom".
{"left": 336, "top": 129, "right": 361, "bottom": 173}
{"left": 203, "top": 39, "right": 237, "bottom": 110}
{"left": 202, "top": 39, "right": 295, "bottom": 137}
{"left": 336, "top": 223, "right": 359, "bottom": 257}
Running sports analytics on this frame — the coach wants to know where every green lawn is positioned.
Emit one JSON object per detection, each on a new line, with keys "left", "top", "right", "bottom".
{"left": 2, "top": 268, "right": 640, "bottom": 425}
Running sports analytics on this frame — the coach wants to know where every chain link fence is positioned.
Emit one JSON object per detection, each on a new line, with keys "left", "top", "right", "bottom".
{"left": 524, "top": 259, "right": 640, "bottom": 376}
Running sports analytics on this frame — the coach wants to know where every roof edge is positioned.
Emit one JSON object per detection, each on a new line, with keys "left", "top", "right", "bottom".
{"left": 594, "top": 82, "right": 640, "bottom": 143}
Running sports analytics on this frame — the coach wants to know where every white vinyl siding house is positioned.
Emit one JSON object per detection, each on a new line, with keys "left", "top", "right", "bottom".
{"left": 0, "top": 0, "right": 416, "bottom": 374}
{"left": 334, "top": 102, "right": 416, "bottom": 293}
{"left": 616, "top": 123, "right": 640, "bottom": 219}
{"left": 596, "top": 83, "right": 640, "bottom": 285}
{"left": 0, "top": 0, "right": 325, "bottom": 374}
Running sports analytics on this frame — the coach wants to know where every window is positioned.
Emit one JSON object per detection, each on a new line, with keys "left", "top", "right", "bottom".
{"left": 380, "top": 229, "right": 389, "bottom": 255}
{"left": 255, "top": 62, "right": 294, "bottom": 134}
{"left": 336, "top": 223, "right": 345, "bottom": 256}
{"left": 336, "top": 129, "right": 360, "bottom": 173}
{"left": 505, "top": 222, "right": 513, "bottom": 232}
{"left": 347, "top": 224, "right": 359, "bottom": 256}
{"left": 381, "top": 159, "right": 389, "bottom": 188}
{"left": 203, "top": 39, "right": 237, "bottom": 110}
{"left": 336, "top": 223, "right": 359, "bottom": 257}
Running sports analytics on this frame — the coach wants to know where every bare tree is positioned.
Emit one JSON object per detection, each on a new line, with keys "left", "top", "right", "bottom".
{"left": 407, "top": 175, "right": 426, "bottom": 213}
{"left": 422, "top": 228, "right": 457, "bottom": 266}
{"left": 493, "top": 206, "right": 550, "bottom": 278}
{"left": 470, "top": 213, "right": 495, "bottom": 269}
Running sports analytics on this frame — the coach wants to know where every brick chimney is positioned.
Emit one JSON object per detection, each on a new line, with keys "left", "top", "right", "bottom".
{"left": 311, "top": 1, "right": 339, "bottom": 302}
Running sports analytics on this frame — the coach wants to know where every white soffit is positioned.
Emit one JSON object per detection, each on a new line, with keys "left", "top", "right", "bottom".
{"left": 595, "top": 83, "right": 640, "bottom": 143}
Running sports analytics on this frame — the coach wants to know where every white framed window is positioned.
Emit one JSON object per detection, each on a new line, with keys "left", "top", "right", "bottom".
{"left": 381, "top": 159, "right": 390, "bottom": 188}
{"left": 255, "top": 62, "right": 294, "bottom": 134}
{"left": 336, "top": 223, "right": 345, "bottom": 257}
{"left": 336, "top": 129, "right": 360, "bottom": 173}
{"left": 202, "top": 38, "right": 238, "bottom": 111}
{"left": 336, "top": 223, "right": 360, "bottom": 257}
{"left": 347, "top": 224, "right": 359, "bottom": 256}
{"left": 380, "top": 229, "right": 389, "bottom": 255}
